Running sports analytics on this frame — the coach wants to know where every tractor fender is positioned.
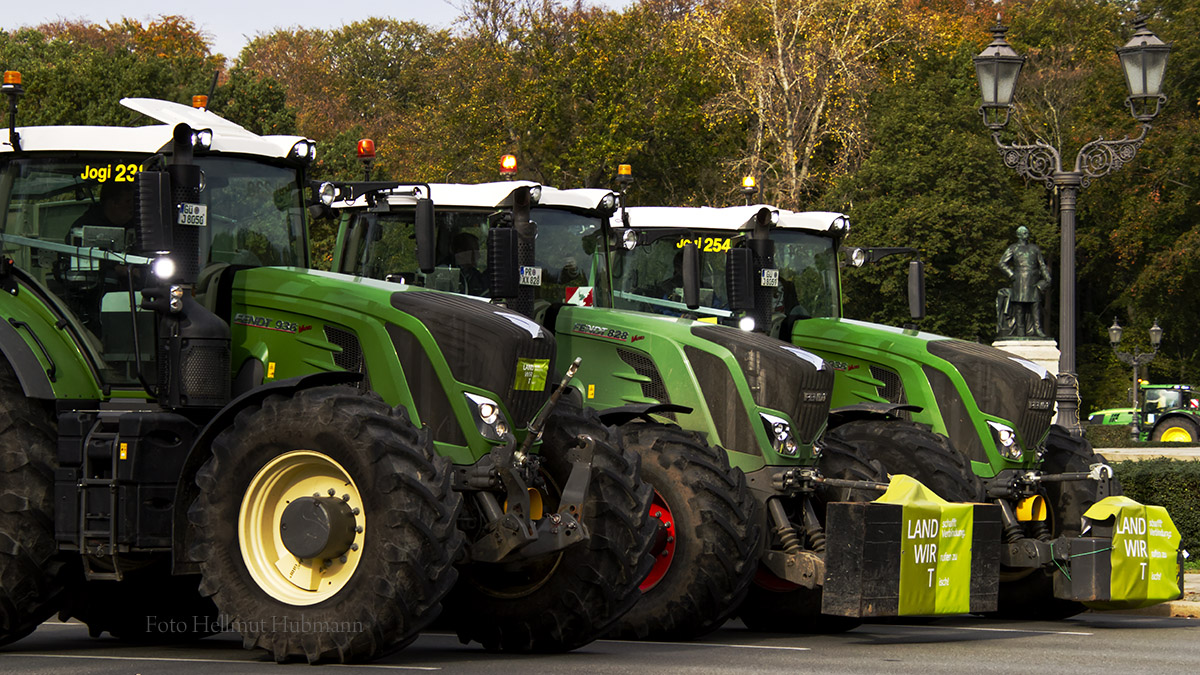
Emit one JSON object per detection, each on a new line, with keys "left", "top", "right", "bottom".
{"left": 171, "top": 370, "right": 363, "bottom": 574}
{"left": 827, "top": 402, "right": 924, "bottom": 430}
{"left": 596, "top": 402, "right": 694, "bottom": 427}
{"left": 1152, "top": 411, "right": 1200, "bottom": 433}
{"left": 0, "top": 317, "right": 55, "bottom": 399}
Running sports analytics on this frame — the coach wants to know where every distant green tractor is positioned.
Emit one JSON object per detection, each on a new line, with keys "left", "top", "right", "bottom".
{"left": 0, "top": 77, "right": 653, "bottom": 662}
{"left": 328, "top": 173, "right": 1001, "bottom": 639}
{"left": 1089, "top": 383, "right": 1200, "bottom": 442}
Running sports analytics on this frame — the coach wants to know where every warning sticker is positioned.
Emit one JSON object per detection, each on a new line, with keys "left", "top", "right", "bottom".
{"left": 513, "top": 358, "right": 550, "bottom": 391}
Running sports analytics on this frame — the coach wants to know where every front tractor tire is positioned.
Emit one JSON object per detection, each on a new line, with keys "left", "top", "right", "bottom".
{"left": 445, "top": 394, "right": 656, "bottom": 652}
{"left": 0, "top": 361, "right": 66, "bottom": 647}
{"left": 188, "top": 387, "right": 462, "bottom": 663}
{"left": 822, "top": 419, "right": 984, "bottom": 502}
{"left": 994, "top": 425, "right": 1120, "bottom": 619}
{"left": 608, "top": 423, "right": 763, "bottom": 641}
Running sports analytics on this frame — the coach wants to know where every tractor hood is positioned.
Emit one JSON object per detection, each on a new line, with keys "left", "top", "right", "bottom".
{"left": 558, "top": 307, "right": 832, "bottom": 448}
{"left": 791, "top": 317, "right": 1057, "bottom": 464}
{"left": 228, "top": 268, "right": 554, "bottom": 431}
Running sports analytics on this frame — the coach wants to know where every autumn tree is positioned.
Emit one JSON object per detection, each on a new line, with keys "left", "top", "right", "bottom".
{"left": 697, "top": 0, "right": 907, "bottom": 209}
{"left": 1, "top": 16, "right": 222, "bottom": 126}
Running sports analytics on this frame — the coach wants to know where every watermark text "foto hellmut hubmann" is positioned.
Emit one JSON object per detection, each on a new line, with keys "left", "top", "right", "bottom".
{"left": 146, "top": 615, "right": 366, "bottom": 634}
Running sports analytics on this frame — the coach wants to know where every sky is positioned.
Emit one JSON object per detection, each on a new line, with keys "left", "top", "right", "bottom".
{"left": 8, "top": 0, "right": 634, "bottom": 61}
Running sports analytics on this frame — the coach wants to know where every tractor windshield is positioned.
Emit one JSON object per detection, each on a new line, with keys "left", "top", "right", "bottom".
{"left": 771, "top": 229, "right": 841, "bottom": 321}
{"left": 340, "top": 205, "right": 606, "bottom": 306}
{"left": 609, "top": 228, "right": 841, "bottom": 322}
{"left": 610, "top": 230, "right": 733, "bottom": 319}
{"left": 0, "top": 153, "right": 306, "bottom": 385}
{"left": 0, "top": 154, "right": 307, "bottom": 272}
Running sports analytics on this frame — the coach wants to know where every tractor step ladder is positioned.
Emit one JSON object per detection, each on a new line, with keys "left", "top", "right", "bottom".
{"left": 77, "top": 413, "right": 124, "bottom": 581}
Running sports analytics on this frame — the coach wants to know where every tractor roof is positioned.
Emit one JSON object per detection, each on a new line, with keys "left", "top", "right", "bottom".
{"left": 339, "top": 181, "right": 617, "bottom": 212}
{"left": 1, "top": 98, "right": 312, "bottom": 161}
{"left": 624, "top": 205, "right": 850, "bottom": 235}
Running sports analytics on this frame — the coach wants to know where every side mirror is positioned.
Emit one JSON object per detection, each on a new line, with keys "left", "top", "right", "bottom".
{"left": 726, "top": 247, "right": 755, "bottom": 311}
{"left": 908, "top": 260, "right": 925, "bottom": 321}
{"left": 682, "top": 242, "right": 700, "bottom": 310}
{"left": 488, "top": 227, "right": 519, "bottom": 299}
{"left": 415, "top": 197, "right": 435, "bottom": 273}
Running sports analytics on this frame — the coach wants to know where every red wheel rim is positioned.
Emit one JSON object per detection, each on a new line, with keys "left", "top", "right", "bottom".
{"left": 640, "top": 490, "right": 677, "bottom": 592}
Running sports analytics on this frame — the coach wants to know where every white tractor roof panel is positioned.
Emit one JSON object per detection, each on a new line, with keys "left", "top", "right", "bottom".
{"left": 625, "top": 205, "right": 848, "bottom": 235}
{"left": 1, "top": 98, "right": 309, "bottom": 160}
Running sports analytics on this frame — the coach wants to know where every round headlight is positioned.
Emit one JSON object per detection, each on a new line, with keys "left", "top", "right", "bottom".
{"left": 152, "top": 256, "right": 177, "bottom": 280}
{"left": 599, "top": 194, "right": 616, "bottom": 212}
{"left": 318, "top": 182, "right": 336, "bottom": 206}
{"left": 478, "top": 402, "right": 498, "bottom": 425}
{"left": 849, "top": 247, "right": 867, "bottom": 267}
{"left": 739, "top": 316, "right": 756, "bottom": 332}
{"left": 622, "top": 229, "right": 638, "bottom": 251}
{"left": 528, "top": 185, "right": 542, "bottom": 203}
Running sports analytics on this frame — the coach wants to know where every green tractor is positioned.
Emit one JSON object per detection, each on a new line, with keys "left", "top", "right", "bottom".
{"left": 1089, "top": 382, "right": 1200, "bottom": 442}
{"left": 328, "top": 170, "right": 1000, "bottom": 639}
{"left": 0, "top": 76, "right": 654, "bottom": 661}
{"left": 620, "top": 201, "right": 1182, "bottom": 617}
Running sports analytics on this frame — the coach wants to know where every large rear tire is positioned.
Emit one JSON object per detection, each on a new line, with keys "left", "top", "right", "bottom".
{"left": 608, "top": 423, "right": 763, "bottom": 640}
{"left": 188, "top": 387, "right": 462, "bottom": 663}
{"left": 1151, "top": 417, "right": 1198, "bottom": 443}
{"left": 0, "top": 361, "right": 66, "bottom": 647}
{"left": 445, "top": 394, "right": 655, "bottom": 652}
{"left": 993, "top": 425, "right": 1120, "bottom": 619}
{"left": 738, "top": 438, "right": 884, "bottom": 634}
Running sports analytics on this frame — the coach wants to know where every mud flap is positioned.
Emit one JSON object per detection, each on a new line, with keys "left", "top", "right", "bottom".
{"left": 1053, "top": 496, "right": 1184, "bottom": 610}
{"left": 822, "top": 475, "right": 1000, "bottom": 617}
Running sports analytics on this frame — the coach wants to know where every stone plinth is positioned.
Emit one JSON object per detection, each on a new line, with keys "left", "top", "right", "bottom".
{"left": 992, "top": 339, "right": 1061, "bottom": 423}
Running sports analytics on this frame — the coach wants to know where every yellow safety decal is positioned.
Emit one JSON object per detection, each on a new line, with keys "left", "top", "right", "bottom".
{"left": 1016, "top": 495, "right": 1047, "bottom": 521}
{"left": 676, "top": 237, "right": 731, "bottom": 253}
{"left": 119, "top": 442, "right": 128, "bottom": 460}
{"left": 698, "top": 316, "right": 719, "bottom": 324}
{"left": 267, "top": 362, "right": 276, "bottom": 379}
{"left": 588, "top": 384, "right": 595, "bottom": 399}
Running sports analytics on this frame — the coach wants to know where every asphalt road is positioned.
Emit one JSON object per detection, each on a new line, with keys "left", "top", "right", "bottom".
{"left": 2, "top": 613, "right": 1197, "bottom": 674}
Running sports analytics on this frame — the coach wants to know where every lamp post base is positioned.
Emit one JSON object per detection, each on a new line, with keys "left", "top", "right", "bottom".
{"left": 1055, "top": 371, "right": 1084, "bottom": 437}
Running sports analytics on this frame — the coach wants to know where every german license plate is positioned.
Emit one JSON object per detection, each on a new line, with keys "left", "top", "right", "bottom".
{"left": 178, "top": 203, "right": 207, "bottom": 227}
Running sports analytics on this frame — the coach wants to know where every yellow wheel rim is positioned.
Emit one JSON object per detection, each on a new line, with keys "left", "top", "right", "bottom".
{"left": 1160, "top": 426, "right": 1193, "bottom": 443}
{"left": 239, "top": 450, "right": 365, "bottom": 606}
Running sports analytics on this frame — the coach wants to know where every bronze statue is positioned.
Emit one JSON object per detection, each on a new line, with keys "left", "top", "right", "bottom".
{"left": 997, "top": 225, "right": 1051, "bottom": 338}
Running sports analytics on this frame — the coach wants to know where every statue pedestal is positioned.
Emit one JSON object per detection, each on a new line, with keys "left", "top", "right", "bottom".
{"left": 992, "top": 339, "right": 1061, "bottom": 423}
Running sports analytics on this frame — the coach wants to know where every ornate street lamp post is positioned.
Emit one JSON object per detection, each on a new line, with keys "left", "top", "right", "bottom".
{"left": 1108, "top": 318, "right": 1163, "bottom": 440}
{"left": 974, "top": 15, "right": 1169, "bottom": 436}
